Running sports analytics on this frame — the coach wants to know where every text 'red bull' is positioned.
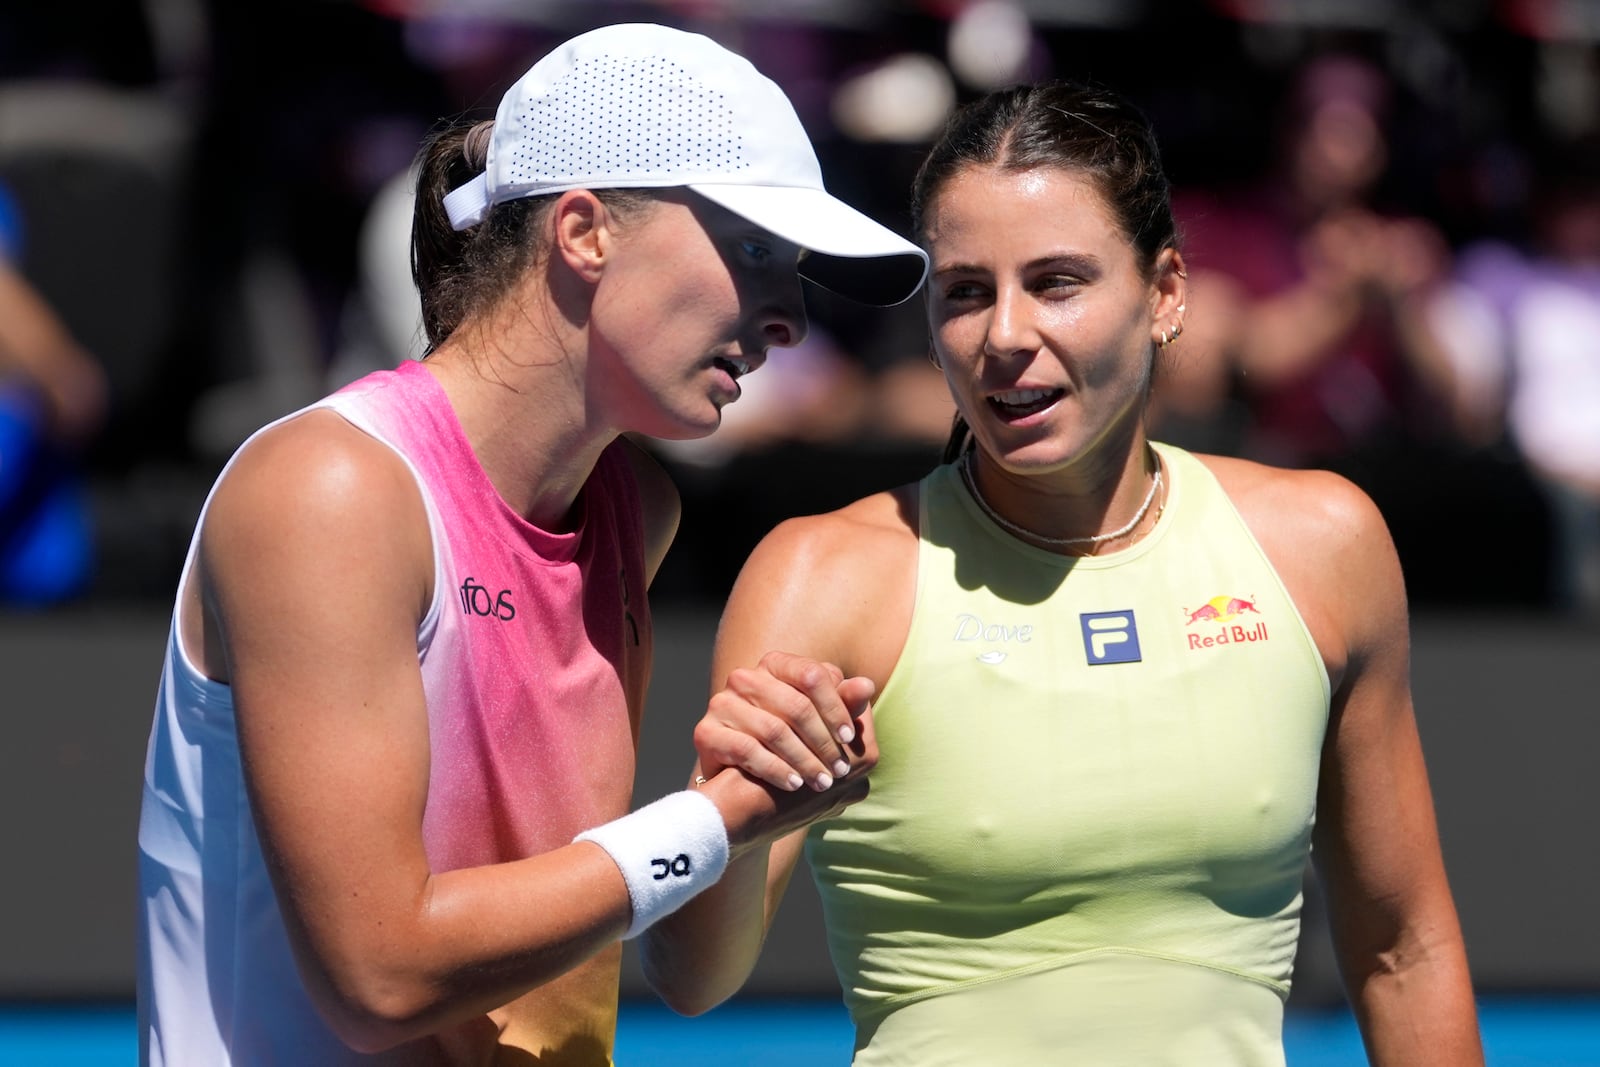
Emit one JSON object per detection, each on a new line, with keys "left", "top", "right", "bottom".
{"left": 1183, "top": 594, "right": 1269, "bottom": 650}
{"left": 1186, "top": 620, "right": 1269, "bottom": 649}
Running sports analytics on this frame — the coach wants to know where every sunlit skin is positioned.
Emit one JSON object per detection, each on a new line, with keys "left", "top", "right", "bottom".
{"left": 923, "top": 164, "right": 1185, "bottom": 549}
{"left": 174, "top": 183, "right": 872, "bottom": 1057}
{"left": 415, "top": 188, "right": 809, "bottom": 533}
{"left": 651, "top": 117, "right": 1482, "bottom": 1067}
{"left": 586, "top": 190, "right": 809, "bottom": 442}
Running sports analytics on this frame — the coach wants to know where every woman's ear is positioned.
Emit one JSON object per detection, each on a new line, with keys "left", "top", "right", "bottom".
{"left": 551, "top": 190, "right": 610, "bottom": 283}
{"left": 1153, "top": 247, "right": 1188, "bottom": 319}
{"left": 1150, "top": 247, "right": 1188, "bottom": 349}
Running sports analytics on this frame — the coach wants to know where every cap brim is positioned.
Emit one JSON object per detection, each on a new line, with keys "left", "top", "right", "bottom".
{"left": 691, "top": 183, "right": 928, "bottom": 306}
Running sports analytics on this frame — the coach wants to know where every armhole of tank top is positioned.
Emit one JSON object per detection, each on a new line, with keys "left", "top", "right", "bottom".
{"left": 168, "top": 487, "right": 219, "bottom": 684}
{"left": 870, "top": 472, "right": 934, "bottom": 712}
{"left": 168, "top": 404, "right": 334, "bottom": 685}
{"left": 409, "top": 461, "right": 447, "bottom": 653}
{"left": 1171, "top": 444, "right": 1334, "bottom": 709}
{"left": 315, "top": 399, "right": 448, "bottom": 652}
{"left": 598, "top": 440, "right": 646, "bottom": 560}
{"left": 169, "top": 401, "right": 448, "bottom": 681}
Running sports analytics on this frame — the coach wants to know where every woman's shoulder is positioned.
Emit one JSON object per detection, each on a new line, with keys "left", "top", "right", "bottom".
{"left": 207, "top": 408, "right": 430, "bottom": 561}
{"left": 224, "top": 407, "right": 415, "bottom": 496}
{"left": 1189, "top": 451, "right": 1388, "bottom": 552}
{"left": 726, "top": 483, "right": 921, "bottom": 685}
{"left": 736, "top": 484, "right": 920, "bottom": 617}
{"left": 753, "top": 484, "right": 920, "bottom": 580}
{"left": 198, "top": 408, "right": 436, "bottom": 643}
{"left": 1188, "top": 451, "right": 1404, "bottom": 684}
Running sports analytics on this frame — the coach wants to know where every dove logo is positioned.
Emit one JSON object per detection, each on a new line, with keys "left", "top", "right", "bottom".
{"left": 952, "top": 612, "right": 1031, "bottom": 666}
{"left": 1079, "top": 610, "right": 1142, "bottom": 665}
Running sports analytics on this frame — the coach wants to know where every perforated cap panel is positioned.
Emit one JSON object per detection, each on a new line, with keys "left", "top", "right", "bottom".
{"left": 443, "top": 23, "right": 928, "bottom": 304}
{"left": 505, "top": 55, "right": 748, "bottom": 189}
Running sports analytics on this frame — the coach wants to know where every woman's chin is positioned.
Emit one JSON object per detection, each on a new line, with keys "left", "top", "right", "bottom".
{"left": 644, "top": 410, "right": 725, "bottom": 444}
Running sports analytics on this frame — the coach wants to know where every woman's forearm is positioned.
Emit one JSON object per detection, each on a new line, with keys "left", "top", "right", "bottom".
{"left": 640, "top": 846, "right": 777, "bottom": 1016}
{"left": 1346, "top": 934, "right": 1483, "bottom": 1066}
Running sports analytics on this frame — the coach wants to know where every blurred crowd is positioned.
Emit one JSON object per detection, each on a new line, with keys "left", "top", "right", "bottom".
{"left": 0, "top": 0, "right": 1596, "bottom": 615}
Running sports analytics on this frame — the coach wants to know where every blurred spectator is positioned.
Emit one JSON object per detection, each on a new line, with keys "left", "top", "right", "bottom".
{"left": 0, "top": 182, "right": 105, "bottom": 606}
{"left": 1168, "top": 51, "right": 1460, "bottom": 467}
{"left": 329, "top": 161, "right": 426, "bottom": 389}
{"left": 1167, "top": 50, "right": 1552, "bottom": 608}
{"left": 182, "top": 1, "right": 450, "bottom": 461}
{"left": 1427, "top": 137, "right": 1600, "bottom": 617}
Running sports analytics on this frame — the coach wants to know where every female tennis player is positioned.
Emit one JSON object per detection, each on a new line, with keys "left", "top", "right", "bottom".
{"left": 135, "top": 24, "right": 921, "bottom": 1065}
{"left": 647, "top": 80, "right": 1483, "bottom": 1065}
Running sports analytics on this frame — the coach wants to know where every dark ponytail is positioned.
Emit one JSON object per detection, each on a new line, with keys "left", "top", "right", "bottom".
{"left": 410, "top": 119, "right": 664, "bottom": 352}
{"left": 940, "top": 415, "right": 973, "bottom": 465}
{"left": 410, "top": 119, "right": 546, "bottom": 351}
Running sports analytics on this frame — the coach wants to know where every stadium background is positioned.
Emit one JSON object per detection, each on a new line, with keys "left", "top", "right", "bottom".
{"left": 1, "top": 0, "right": 1597, "bottom": 1061}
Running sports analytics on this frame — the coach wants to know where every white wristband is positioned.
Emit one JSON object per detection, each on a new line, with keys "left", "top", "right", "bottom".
{"left": 574, "top": 789, "right": 730, "bottom": 939}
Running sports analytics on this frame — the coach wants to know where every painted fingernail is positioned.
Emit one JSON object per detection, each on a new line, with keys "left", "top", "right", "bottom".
{"left": 837, "top": 723, "right": 856, "bottom": 744}
{"left": 832, "top": 760, "right": 851, "bottom": 779}
{"left": 815, "top": 772, "right": 834, "bottom": 791}
{"left": 787, "top": 773, "right": 804, "bottom": 791}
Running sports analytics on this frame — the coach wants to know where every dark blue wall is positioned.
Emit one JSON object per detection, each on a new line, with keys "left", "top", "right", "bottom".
{"left": 1, "top": 608, "right": 1595, "bottom": 1004}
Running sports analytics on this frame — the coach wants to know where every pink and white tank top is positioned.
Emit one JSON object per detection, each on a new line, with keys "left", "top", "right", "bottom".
{"left": 137, "top": 359, "right": 650, "bottom": 1064}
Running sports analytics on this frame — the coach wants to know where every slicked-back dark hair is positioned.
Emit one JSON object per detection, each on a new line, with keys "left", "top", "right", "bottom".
{"left": 911, "top": 82, "right": 1179, "bottom": 463}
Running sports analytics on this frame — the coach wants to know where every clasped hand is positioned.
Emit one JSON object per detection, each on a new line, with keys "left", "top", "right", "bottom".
{"left": 689, "top": 650, "right": 877, "bottom": 852}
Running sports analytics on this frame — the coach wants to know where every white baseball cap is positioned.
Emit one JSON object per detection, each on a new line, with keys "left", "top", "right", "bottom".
{"left": 442, "top": 23, "right": 928, "bottom": 306}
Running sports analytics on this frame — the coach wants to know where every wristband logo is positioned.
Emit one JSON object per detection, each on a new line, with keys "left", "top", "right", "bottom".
{"left": 459, "top": 578, "right": 516, "bottom": 621}
{"left": 651, "top": 854, "right": 693, "bottom": 880}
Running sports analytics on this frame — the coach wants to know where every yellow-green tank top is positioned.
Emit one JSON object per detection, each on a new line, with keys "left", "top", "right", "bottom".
{"left": 805, "top": 443, "right": 1331, "bottom": 1066}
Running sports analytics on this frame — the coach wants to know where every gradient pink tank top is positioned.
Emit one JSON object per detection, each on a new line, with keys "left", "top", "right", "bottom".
{"left": 137, "top": 359, "right": 649, "bottom": 1064}
{"left": 326, "top": 361, "right": 650, "bottom": 867}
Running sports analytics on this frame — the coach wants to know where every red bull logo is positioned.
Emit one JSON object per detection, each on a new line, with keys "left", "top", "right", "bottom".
{"left": 1183, "top": 594, "right": 1259, "bottom": 624}
{"left": 1183, "top": 594, "right": 1269, "bottom": 650}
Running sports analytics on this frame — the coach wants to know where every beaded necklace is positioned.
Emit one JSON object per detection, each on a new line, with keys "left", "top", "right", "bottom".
{"left": 959, "top": 449, "right": 1163, "bottom": 549}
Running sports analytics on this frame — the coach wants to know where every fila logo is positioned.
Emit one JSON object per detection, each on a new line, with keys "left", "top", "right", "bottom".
{"left": 1079, "top": 610, "right": 1142, "bottom": 665}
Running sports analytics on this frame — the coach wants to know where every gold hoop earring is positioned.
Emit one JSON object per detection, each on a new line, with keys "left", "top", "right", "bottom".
{"left": 1157, "top": 329, "right": 1170, "bottom": 348}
